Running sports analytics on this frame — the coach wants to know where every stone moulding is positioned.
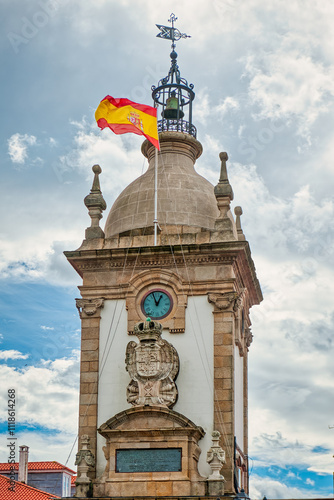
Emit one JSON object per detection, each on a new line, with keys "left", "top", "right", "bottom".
{"left": 96, "top": 406, "right": 206, "bottom": 498}
{"left": 73, "top": 254, "right": 236, "bottom": 271}
{"left": 65, "top": 240, "right": 262, "bottom": 308}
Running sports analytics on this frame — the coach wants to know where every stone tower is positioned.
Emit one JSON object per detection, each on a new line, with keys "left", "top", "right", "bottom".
{"left": 65, "top": 17, "right": 262, "bottom": 499}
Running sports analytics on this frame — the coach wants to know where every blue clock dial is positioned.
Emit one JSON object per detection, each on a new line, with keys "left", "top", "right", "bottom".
{"left": 141, "top": 289, "right": 173, "bottom": 319}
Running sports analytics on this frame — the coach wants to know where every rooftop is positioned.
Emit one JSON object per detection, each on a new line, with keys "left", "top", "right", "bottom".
{"left": 0, "top": 461, "right": 75, "bottom": 474}
{"left": 0, "top": 474, "right": 60, "bottom": 500}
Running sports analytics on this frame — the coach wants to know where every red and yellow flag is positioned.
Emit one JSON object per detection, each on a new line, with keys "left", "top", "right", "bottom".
{"left": 95, "top": 96, "right": 160, "bottom": 150}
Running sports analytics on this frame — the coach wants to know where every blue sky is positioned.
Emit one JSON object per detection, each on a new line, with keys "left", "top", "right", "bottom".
{"left": 1, "top": 1, "right": 334, "bottom": 497}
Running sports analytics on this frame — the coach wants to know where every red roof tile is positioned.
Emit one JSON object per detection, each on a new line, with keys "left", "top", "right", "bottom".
{"left": 0, "top": 474, "right": 60, "bottom": 500}
{"left": 71, "top": 475, "right": 77, "bottom": 485}
{"left": 0, "top": 461, "right": 75, "bottom": 474}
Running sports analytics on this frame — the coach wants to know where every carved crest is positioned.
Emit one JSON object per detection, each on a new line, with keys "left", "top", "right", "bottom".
{"left": 125, "top": 320, "right": 179, "bottom": 408}
{"left": 136, "top": 344, "right": 161, "bottom": 377}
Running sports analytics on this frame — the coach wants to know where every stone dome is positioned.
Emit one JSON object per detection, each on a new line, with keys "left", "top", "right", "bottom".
{"left": 104, "top": 132, "right": 219, "bottom": 238}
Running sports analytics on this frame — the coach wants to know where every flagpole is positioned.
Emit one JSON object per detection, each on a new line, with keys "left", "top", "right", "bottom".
{"left": 154, "top": 146, "right": 158, "bottom": 246}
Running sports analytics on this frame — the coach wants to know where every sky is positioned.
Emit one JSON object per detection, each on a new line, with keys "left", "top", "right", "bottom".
{"left": 1, "top": 0, "right": 334, "bottom": 498}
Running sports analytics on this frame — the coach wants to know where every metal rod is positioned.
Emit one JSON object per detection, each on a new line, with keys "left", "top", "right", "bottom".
{"left": 154, "top": 146, "right": 158, "bottom": 246}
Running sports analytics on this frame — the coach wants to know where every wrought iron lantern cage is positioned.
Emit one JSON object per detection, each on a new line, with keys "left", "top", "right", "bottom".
{"left": 151, "top": 49, "right": 196, "bottom": 138}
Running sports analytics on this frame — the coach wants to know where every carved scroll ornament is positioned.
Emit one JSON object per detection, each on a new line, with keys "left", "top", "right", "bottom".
{"left": 76, "top": 298, "right": 104, "bottom": 317}
{"left": 208, "top": 290, "right": 246, "bottom": 313}
{"left": 245, "top": 327, "right": 253, "bottom": 348}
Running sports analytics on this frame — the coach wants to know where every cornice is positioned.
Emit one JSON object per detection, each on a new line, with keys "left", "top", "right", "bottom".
{"left": 73, "top": 254, "right": 236, "bottom": 272}
{"left": 65, "top": 240, "right": 262, "bottom": 306}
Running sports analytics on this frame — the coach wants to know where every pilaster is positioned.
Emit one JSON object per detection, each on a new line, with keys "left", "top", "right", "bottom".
{"left": 243, "top": 350, "right": 249, "bottom": 493}
{"left": 75, "top": 297, "right": 104, "bottom": 479}
{"left": 208, "top": 292, "right": 237, "bottom": 494}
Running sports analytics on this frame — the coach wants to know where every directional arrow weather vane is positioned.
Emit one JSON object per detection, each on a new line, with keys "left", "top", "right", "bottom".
{"left": 156, "top": 13, "right": 190, "bottom": 49}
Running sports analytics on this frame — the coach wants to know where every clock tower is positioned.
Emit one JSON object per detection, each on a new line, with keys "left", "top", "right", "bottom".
{"left": 65, "top": 15, "right": 262, "bottom": 499}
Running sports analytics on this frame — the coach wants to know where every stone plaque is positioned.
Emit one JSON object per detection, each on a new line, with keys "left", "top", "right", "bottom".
{"left": 116, "top": 448, "right": 182, "bottom": 473}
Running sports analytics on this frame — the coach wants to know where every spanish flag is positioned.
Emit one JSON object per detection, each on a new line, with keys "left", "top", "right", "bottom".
{"left": 95, "top": 96, "right": 160, "bottom": 150}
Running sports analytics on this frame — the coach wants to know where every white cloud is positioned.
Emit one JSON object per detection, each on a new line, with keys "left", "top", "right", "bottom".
{"left": 0, "top": 352, "right": 79, "bottom": 432}
{"left": 250, "top": 474, "right": 321, "bottom": 499}
{"left": 194, "top": 88, "right": 211, "bottom": 125}
{"left": 40, "top": 325, "right": 54, "bottom": 331}
{"left": 7, "top": 133, "right": 37, "bottom": 164}
{"left": 306, "top": 478, "right": 315, "bottom": 486}
{"left": 241, "top": 24, "right": 334, "bottom": 145}
{"left": 0, "top": 350, "right": 29, "bottom": 360}
{"left": 59, "top": 118, "right": 145, "bottom": 196}
{"left": 216, "top": 96, "right": 240, "bottom": 116}
{"left": 0, "top": 430, "right": 77, "bottom": 470}
{"left": 227, "top": 162, "right": 334, "bottom": 262}
{"left": 287, "top": 471, "right": 299, "bottom": 479}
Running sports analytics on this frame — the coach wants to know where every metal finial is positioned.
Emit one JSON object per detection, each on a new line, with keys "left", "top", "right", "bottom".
{"left": 153, "top": 15, "right": 195, "bottom": 137}
{"left": 156, "top": 13, "right": 191, "bottom": 52}
{"left": 168, "top": 13, "right": 177, "bottom": 24}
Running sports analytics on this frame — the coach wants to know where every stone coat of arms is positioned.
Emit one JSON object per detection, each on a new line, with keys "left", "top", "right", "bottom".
{"left": 125, "top": 320, "right": 179, "bottom": 407}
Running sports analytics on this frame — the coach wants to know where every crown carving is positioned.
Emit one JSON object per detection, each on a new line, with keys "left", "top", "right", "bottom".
{"left": 133, "top": 320, "right": 163, "bottom": 342}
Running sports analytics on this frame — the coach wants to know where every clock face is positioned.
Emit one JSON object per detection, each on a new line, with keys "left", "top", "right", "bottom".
{"left": 141, "top": 289, "right": 173, "bottom": 319}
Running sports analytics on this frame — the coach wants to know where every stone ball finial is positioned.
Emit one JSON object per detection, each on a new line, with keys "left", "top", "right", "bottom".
{"left": 234, "top": 206, "right": 246, "bottom": 240}
{"left": 92, "top": 164, "right": 102, "bottom": 175}
{"left": 214, "top": 151, "right": 233, "bottom": 201}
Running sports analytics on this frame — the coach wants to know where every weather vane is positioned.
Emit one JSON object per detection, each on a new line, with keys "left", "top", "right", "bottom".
{"left": 156, "top": 13, "right": 191, "bottom": 51}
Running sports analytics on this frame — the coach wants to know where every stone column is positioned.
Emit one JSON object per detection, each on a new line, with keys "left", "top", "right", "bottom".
{"left": 75, "top": 298, "right": 104, "bottom": 480}
{"left": 243, "top": 350, "right": 249, "bottom": 493}
{"left": 208, "top": 291, "right": 237, "bottom": 494}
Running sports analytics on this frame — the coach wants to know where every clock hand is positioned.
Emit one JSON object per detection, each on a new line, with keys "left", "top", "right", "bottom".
{"left": 152, "top": 293, "right": 158, "bottom": 306}
{"left": 156, "top": 295, "right": 163, "bottom": 306}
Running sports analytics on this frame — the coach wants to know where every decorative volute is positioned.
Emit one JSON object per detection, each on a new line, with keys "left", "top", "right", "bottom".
{"left": 84, "top": 164, "right": 107, "bottom": 239}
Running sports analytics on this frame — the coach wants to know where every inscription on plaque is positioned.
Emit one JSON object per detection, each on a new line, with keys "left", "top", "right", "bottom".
{"left": 116, "top": 448, "right": 182, "bottom": 473}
